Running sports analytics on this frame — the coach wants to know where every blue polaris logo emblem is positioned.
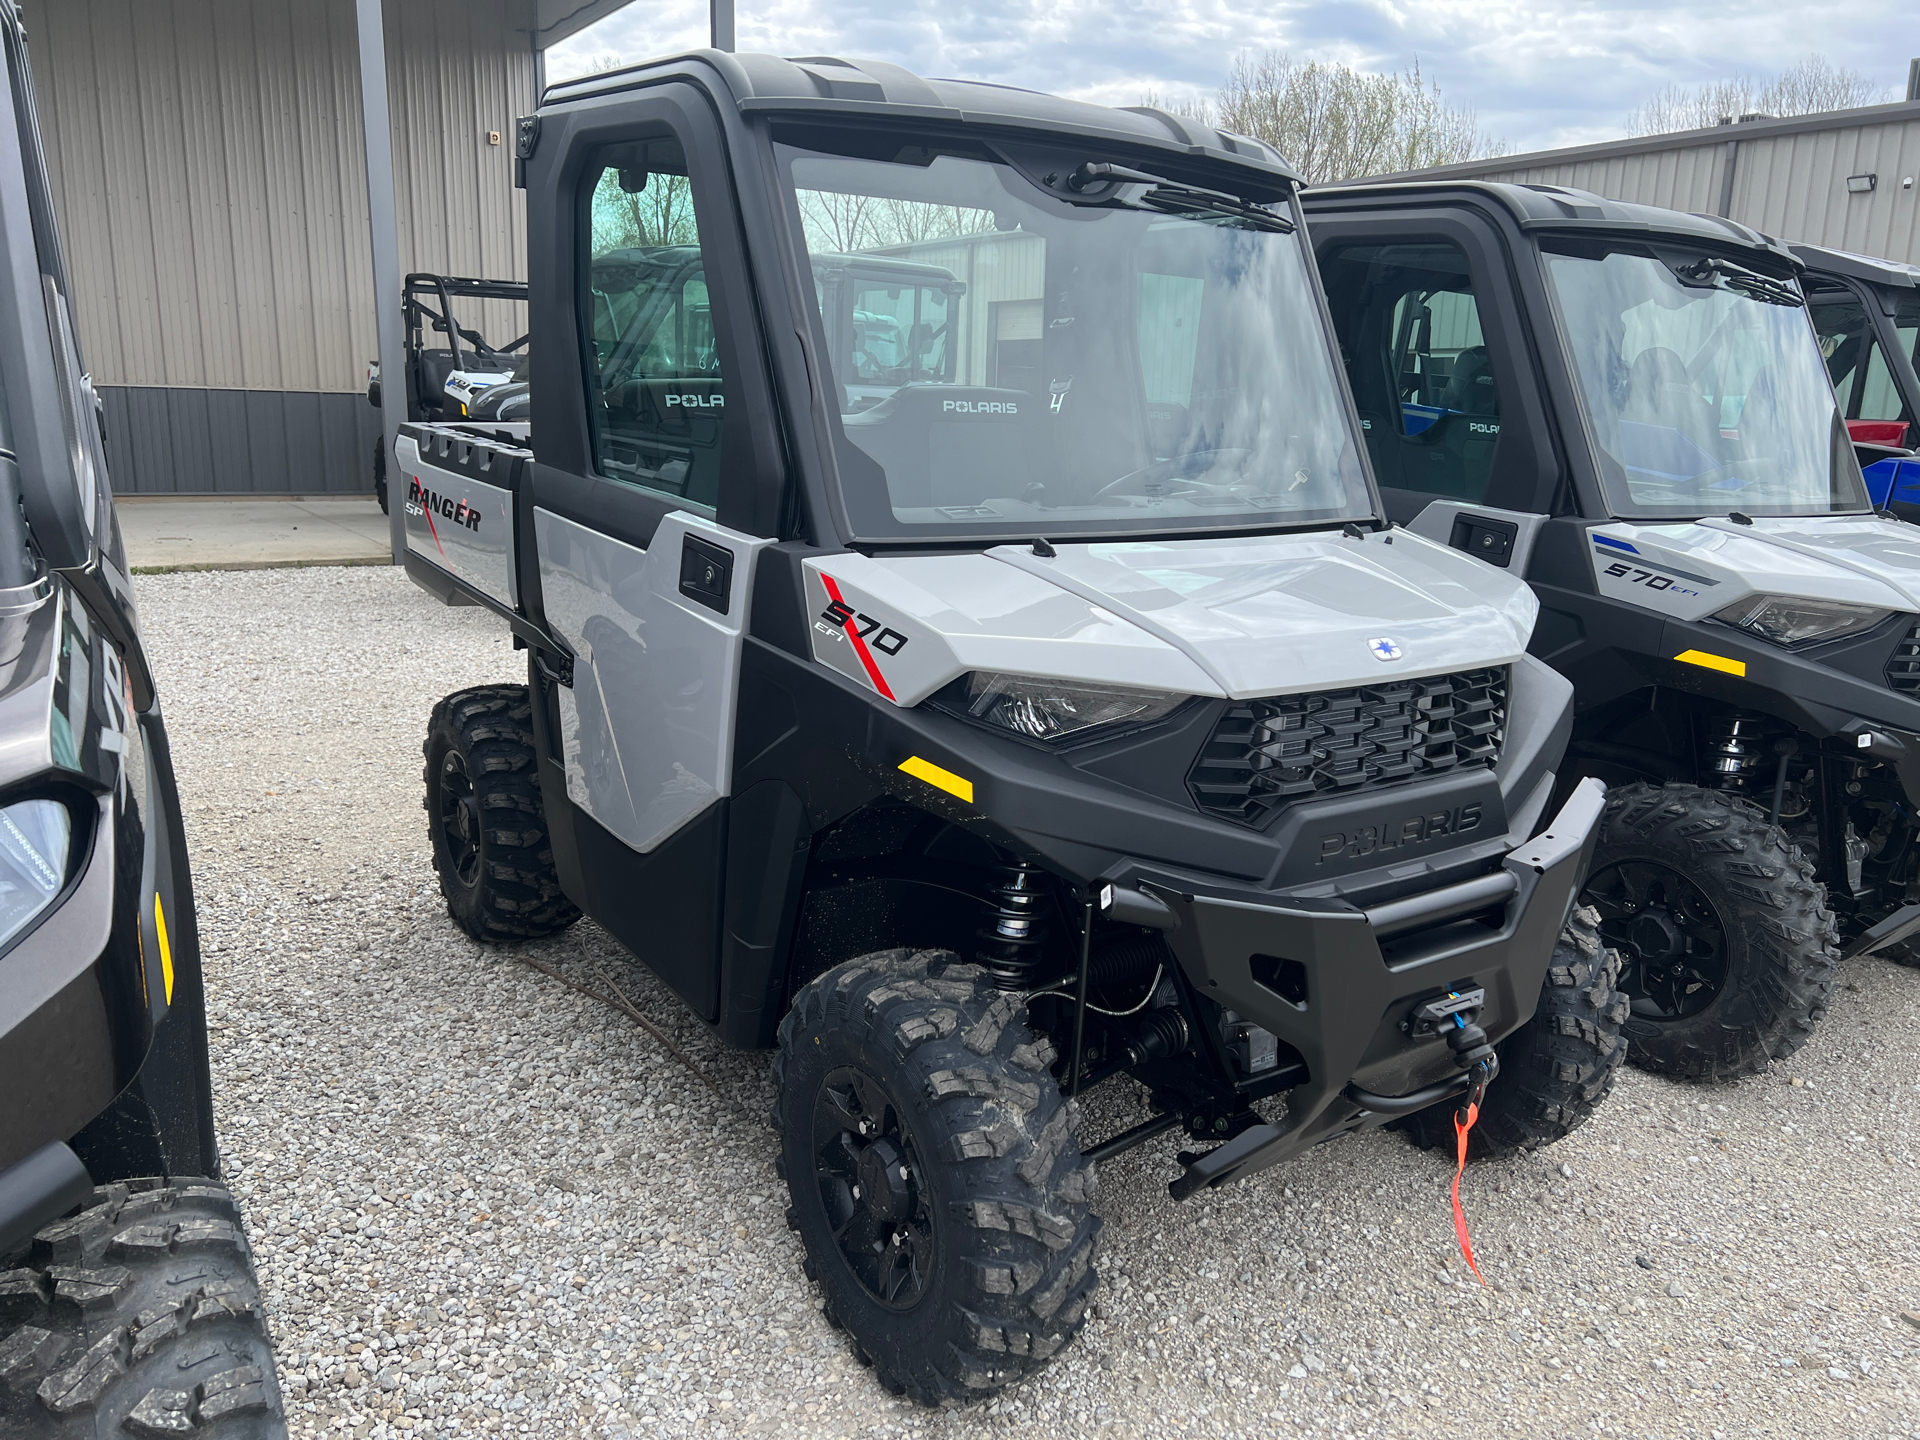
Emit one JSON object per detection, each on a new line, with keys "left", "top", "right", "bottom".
{"left": 1369, "top": 638, "right": 1403, "bottom": 661}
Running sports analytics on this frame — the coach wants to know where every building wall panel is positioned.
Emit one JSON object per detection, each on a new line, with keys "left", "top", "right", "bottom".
{"left": 1396, "top": 108, "right": 1920, "bottom": 268}
{"left": 1467, "top": 143, "right": 1727, "bottom": 217}
{"left": 1730, "top": 120, "right": 1920, "bottom": 263}
{"left": 95, "top": 387, "right": 382, "bottom": 494}
{"left": 31, "top": 0, "right": 533, "bottom": 489}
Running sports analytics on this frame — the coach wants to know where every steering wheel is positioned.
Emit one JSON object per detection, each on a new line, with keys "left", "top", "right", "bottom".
{"left": 1092, "top": 449, "right": 1254, "bottom": 501}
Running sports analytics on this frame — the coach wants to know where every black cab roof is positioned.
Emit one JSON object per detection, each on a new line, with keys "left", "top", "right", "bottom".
{"left": 1789, "top": 242, "right": 1920, "bottom": 291}
{"left": 1305, "top": 179, "right": 1799, "bottom": 269}
{"left": 542, "top": 49, "right": 1302, "bottom": 187}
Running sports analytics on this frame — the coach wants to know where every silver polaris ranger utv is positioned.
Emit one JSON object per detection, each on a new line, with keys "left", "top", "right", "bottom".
{"left": 1303, "top": 180, "right": 1920, "bottom": 1080}
{"left": 400, "top": 53, "right": 1622, "bottom": 1404}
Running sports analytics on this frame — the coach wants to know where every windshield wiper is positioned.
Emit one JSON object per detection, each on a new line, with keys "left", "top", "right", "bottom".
{"left": 1672, "top": 256, "right": 1804, "bottom": 308}
{"left": 1065, "top": 161, "right": 1295, "bottom": 233}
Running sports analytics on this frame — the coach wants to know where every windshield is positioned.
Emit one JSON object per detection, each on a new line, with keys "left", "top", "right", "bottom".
{"left": 777, "top": 139, "right": 1373, "bottom": 541}
{"left": 1542, "top": 241, "right": 1867, "bottom": 517}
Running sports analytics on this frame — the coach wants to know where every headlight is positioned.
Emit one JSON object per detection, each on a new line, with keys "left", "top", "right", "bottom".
{"left": 944, "top": 672, "right": 1187, "bottom": 743}
{"left": 1712, "top": 594, "right": 1892, "bottom": 648}
{"left": 0, "top": 797, "right": 71, "bottom": 949}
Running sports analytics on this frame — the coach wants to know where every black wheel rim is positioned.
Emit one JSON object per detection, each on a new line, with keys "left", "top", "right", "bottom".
{"left": 437, "top": 750, "right": 482, "bottom": 889}
{"left": 811, "top": 1066, "right": 934, "bottom": 1310}
{"left": 1583, "top": 859, "right": 1730, "bottom": 1020}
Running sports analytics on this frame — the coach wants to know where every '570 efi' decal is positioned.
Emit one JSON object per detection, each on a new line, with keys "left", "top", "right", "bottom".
{"left": 1590, "top": 536, "right": 1719, "bottom": 603}
{"left": 1599, "top": 558, "right": 1704, "bottom": 598}
{"left": 810, "top": 573, "right": 910, "bottom": 701}
{"left": 818, "top": 597, "right": 909, "bottom": 656}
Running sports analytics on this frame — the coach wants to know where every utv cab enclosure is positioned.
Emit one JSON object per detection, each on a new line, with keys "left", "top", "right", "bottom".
{"left": 1304, "top": 179, "right": 1920, "bottom": 1080}
{"left": 0, "top": 2, "right": 285, "bottom": 1434}
{"left": 1792, "top": 243, "right": 1920, "bottom": 517}
{"left": 401, "top": 54, "right": 1622, "bottom": 1404}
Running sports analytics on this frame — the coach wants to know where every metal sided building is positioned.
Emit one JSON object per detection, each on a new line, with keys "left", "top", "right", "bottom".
{"left": 1376, "top": 78, "right": 1920, "bottom": 271}
{"left": 21, "top": 1, "right": 637, "bottom": 495}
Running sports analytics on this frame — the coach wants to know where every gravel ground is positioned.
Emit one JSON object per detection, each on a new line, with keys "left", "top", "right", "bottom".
{"left": 135, "top": 564, "right": 1920, "bottom": 1440}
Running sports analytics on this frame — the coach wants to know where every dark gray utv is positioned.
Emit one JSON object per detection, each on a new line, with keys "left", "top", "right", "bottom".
{"left": 1303, "top": 180, "right": 1920, "bottom": 1083}
{"left": 0, "top": 2, "right": 285, "bottom": 1434}
{"left": 399, "top": 51, "right": 1626, "bottom": 1405}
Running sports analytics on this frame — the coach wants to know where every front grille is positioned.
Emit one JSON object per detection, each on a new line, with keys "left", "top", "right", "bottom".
{"left": 1187, "top": 667, "right": 1508, "bottom": 827}
{"left": 1887, "top": 620, "right": 1920, "bottom": 695}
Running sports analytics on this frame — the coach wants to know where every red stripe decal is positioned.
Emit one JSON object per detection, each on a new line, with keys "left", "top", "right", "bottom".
{"left": 820, "top": 573, "right": 895, "bottom": 702}
{"left": 414, "top": 476, "right": 446, "bottom": 556}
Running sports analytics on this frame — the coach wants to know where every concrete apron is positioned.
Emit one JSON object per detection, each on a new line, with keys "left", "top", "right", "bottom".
{"left": 116, "top": 495, "right": 391, "bottom": 573}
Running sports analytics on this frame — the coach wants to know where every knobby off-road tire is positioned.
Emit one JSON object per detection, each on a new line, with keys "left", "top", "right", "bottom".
{"left": 1583, "top": 782, "right": 1836, "bottom": 1081}
{"left": 0, "top": 1177, "right": 286, "bottom": 1438}
{"left": 773, "top": 949, "right": 1101, "bottom": 1406}
{"left": 1401, "top": 907, "right": 1630, "bottom": 1159}
{"left": 423, "top": 684, "right": 580, "bottom": 944}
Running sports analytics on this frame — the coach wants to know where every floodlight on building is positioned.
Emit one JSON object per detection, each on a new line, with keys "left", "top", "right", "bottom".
{"left": 1846, "top": 174, "right": 1877, "bottom": 194}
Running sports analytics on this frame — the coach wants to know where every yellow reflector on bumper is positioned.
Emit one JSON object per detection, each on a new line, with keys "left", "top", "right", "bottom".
{"left": 898, "top": 756, "right": 974, "bottom": 804}
{"left": 1673, "top": 649, "right": 1746, "bottom": 677}
{"left": 155, "top": 895, "right": 175, "bottom": 1005}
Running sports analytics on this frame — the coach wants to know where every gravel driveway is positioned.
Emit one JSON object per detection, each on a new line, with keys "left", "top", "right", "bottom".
{"left": 137, "top": 565, "right": 1920, "bottom": 1439}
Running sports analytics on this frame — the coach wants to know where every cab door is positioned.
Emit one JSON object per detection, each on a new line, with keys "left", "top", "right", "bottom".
{"left": 1806, "top": 277, "right": 1919, "bottom": 473}
{"left": 1311, "top": 210, "right": 1561, "bottom": 572}
{"left": 520, "top": 82, "right": 785, "bottom": 1019}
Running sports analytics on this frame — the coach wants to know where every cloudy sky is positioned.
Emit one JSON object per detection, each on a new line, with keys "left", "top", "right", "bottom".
{"left": 546, "top": 0, "right": 1915, "bottom": 155}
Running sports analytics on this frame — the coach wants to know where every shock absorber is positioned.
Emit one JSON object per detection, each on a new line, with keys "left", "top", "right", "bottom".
{"left": 975, "top": 861, "right": 1059, "bottom": 989}
{"left": 1705, "top": 712, "right": 1768, "bottom": 791}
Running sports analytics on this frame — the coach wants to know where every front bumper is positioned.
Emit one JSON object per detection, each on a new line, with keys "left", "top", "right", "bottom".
{"left": 1120, "top": 778, "right": 1606, "bottom": 1196}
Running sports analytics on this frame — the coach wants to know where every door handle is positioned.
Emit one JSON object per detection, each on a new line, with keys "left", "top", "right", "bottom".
{"left": 678, "top": 534, "right": 734, "bottom": 615}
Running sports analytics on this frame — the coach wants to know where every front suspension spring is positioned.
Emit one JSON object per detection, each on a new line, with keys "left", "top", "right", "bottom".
{"left": 975, "top": 861, "right": 1059, "bottom": 989}
{"left": 1705, "top": 712, "right": 1768, "bottom": 791}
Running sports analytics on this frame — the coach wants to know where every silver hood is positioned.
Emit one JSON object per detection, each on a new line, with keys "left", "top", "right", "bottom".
{"left": 802, "top": 528, "right": 1538, "bottom": 706}
{"left": 1587, "top": 513, "right": 1920, "bottom": 623}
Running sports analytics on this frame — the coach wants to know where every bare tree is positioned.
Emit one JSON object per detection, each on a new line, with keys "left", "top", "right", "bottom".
{"left": 795, "top": 189, "right": 995, "bottom": 254}
{"left": 795, "top": 189, "right": 884, "bottom": 253}
{"left": 1152, "top": 53, "right": 1506, "bottom": 184}
{"left": 1625, "top": 54, "right": 1893, "bottom": 136}
{"left": 590, "top": 171, "right": 698, "bottom": 249}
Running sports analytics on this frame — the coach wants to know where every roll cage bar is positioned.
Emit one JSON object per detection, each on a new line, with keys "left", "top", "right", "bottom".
{"left": 403, "top": 273, "right": 530, "bottom": 374}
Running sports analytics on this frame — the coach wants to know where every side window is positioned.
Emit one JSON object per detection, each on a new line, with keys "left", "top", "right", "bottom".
{"left": 580, "top": 138, "right": 724, "bottom": 509}
{"left": 1320, "top": 242, "right": 1502, "bottom": 504}
{"left": 1897, "top": 302, "right": 1920, "bottom": 377}
{"left": 1809, "top": 293, "right": 1911, "bottom": 424}
{"left": 1860, "top": 340, "right": 1907, "bottom": 423}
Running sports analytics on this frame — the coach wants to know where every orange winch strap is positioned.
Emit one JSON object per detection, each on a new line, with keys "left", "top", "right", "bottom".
{"left": 1451, "top": 1102, "right": 1486, "bottom": 1286}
